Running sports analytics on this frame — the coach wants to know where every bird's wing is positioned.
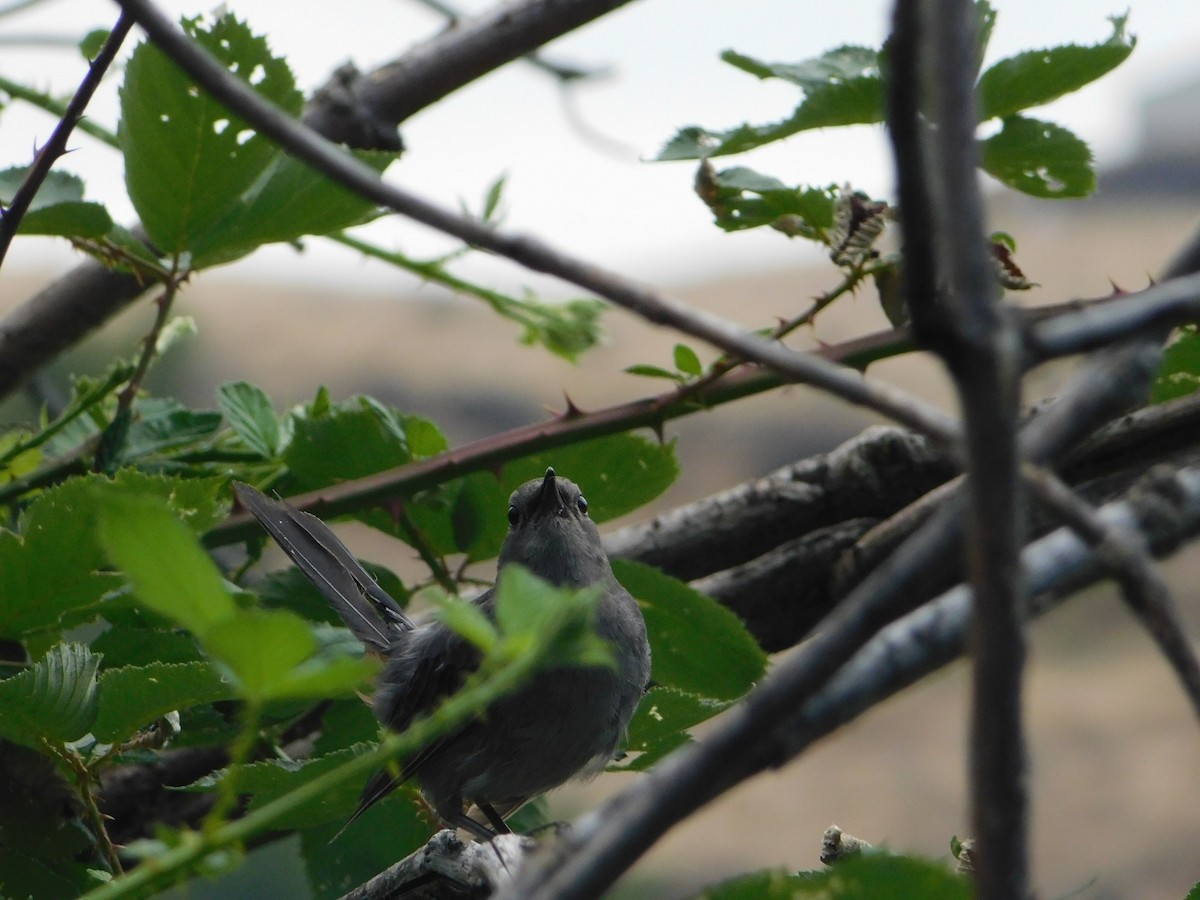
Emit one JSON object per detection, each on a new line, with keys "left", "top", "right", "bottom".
{"left": 341, "top": 603, "right": 489, "bottom": 830}
{"left": 233, "top": 482, "right": 411, "bottom": 651}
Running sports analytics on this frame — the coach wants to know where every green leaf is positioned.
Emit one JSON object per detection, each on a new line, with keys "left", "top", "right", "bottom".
{"left": 111, "top": 470, "right": 230, "bottom": 534}
{"left": 302, "top": 797, "right": 431, "bottom": 897}
{"left": 979, "top": 116, "right": 1094, "bottom": 198}
{"left": 515, "top": 297, "right": 607, "bottom": 362}
{"left": 673, "top": 344, "right": 703, "bottom": 377}
{"left": 95, "top": 490, "right": 237, "bottom": 637}
{"left": 482, "top": 173, "right": 507, "bottom": 222}
{"left": 93, "top": 661, "right": 235, "bottom": 742}
{"left": 218, "top": 381, "right": 283, "bottom": 456}
{"left": 118, "top": 14, "right": 302, "bottom": 258}
{"left": 188, "top": 149, "right": 397, "bottom": 268}
{"left": 624, "top": 364, "right": 684, "bottom": 381}
{"left": 0, "top": 642, "right": 100, "bottom": 748}
{"left": 122, "top": 399, "right": 224, "bottom": 459}
{"left": 977, "top": 13, "right": 1135, "bottom": 121}
{"left": 699, "top": 166, "right": 836, "bottom": 236}
{"left": 723, "top": 44, "right": 878, "bottom": 91}
{"left": 284, "top": 397, "right": 417, "bottom": 489}
{"left": 91, "top": 624, "right": 204, "bottom": 669}
{"left": 0, "top": 478, "right": 124, "bottom": 640}
{"left": 973, "top": 2, "right": 997, "bottom": 77}
{"left": 202, "top": 607, "right": 311, "bottom": 691}
{"left": 448, "top": 471, "right": 510, "bottom": 561}
{"left": 430, "top": 592, "right": 498, "bottom": 654}
{"left": 657, "top": 46, "right": 883, "bottom": 161}
{"left": 313, "top": 697, "right": 380, "bottom": 756}
{"left": 493, "top": 566, "right": 612, "bottom": 669}
{"left": 617, "top": 685, "right": 730, "bottom": 772}
{"left": 613, "top": 560, "right": 766, "bottom": 700}
{"left": 1151, "top": 325, "right": 1200, "bottom": 404}
{"left": 80, "top": 28, "right": 110, "bottom": 59}
{"left": 189, "top": 744, "right": 371, "bottom": 826}
{"left": 0, "top": 167, "right": 114, "bottom": 238}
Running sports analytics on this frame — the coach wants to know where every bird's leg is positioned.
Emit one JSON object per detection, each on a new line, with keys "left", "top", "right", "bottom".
{"left": 478, "top": 802, "right": 511, "bottom": 835}
{"left": 443, "top": 811, "right": 497, "bottom": 842}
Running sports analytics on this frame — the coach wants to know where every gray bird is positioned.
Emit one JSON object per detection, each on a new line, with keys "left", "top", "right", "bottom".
{"left": 234, "top": 468, "right": 651, "bottom": 839}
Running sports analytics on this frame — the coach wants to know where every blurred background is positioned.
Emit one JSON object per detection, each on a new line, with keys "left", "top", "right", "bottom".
{"left": 3, "top": 0, "right": 1200, "bottom": 896}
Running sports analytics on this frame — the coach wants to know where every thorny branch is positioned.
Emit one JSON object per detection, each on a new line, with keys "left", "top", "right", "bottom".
{"left": 0, "top": 11, "right": 134, "bottom": 267}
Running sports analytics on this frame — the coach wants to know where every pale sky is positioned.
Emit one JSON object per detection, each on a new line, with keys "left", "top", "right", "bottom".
{"left": 2, "top": 0, "right": 1198, "bottom": 295}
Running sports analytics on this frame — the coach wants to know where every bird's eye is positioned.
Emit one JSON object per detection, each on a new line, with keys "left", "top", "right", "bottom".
{"left": 507, "top": 506, "right": 520, "bottom": 527}
{"left": 577, "top": 495, "right": 589, "bottom": 516}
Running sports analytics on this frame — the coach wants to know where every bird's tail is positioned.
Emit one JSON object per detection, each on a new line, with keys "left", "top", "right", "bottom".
{"left": 233, "top": 482, "right": 412, "bottom": 652}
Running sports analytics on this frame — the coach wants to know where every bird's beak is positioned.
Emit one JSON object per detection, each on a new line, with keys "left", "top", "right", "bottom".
{"left": 531, "top": 467, "right": 562, "bottom": 518}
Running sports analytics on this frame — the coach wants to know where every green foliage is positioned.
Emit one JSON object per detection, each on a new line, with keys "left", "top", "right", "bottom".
{"left": 119, "top": 15, "right": 299, "bottom": 260}
{"left": 611, "top": 560, "right": 767, "bottom": 770}
{"left": 94, "top": 488, "right": 377, "bottom": 703}
{"left": 0, "top": 167, "right": 114, "bottom": 237}
{"left": 615, "top": 560, "right": 766, "bottom": 698}
{"left": 658, "top": 1, "right": 1132, "bottom": 252}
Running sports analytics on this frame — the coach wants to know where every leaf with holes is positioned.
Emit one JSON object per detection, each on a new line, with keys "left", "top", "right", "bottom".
{"left": 977, "top": 13, "right": 1135, "bottom": 121}
{"left": 656, "top": 46, "right": 883, "bottom": 160}
{"left": 189, "top": 149, "right": 398, "bottom": 268}
{"left": 980, "top": 116, "right": 1094, "bottom": 198}
{"left": 119, "top": 13, "right": 302, "bottom": 258}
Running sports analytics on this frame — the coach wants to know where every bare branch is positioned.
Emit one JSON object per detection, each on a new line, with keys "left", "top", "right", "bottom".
{"left": 890, "top": 3, "right": 1028, "bottom": 893}
{"left": 1024, "top": 465, "right": 1200, "bottom": 717}
{"left": 305, "top": 0, "right": 632, "bottom": 145}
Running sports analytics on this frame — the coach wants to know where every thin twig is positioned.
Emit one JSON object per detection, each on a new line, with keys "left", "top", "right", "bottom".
{"left": 1023, "top": 464, "right": 1200, "bottom": 716}
{"left": 1028, "top": 269, "right": 1200, "bottom": 360}
{"left": 0, "top": 11, "right": 134, "bottom": 268}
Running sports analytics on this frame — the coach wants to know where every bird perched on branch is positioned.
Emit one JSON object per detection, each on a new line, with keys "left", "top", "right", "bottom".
{"left": 234, "top": 468, "right": 651, "bottom": 839}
